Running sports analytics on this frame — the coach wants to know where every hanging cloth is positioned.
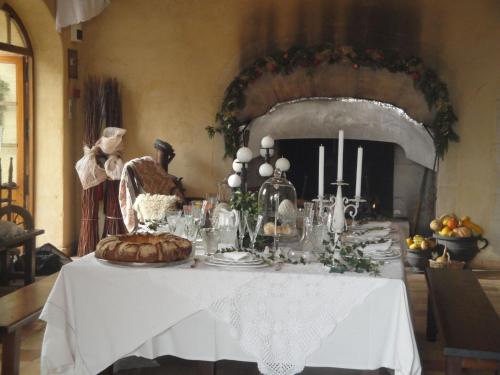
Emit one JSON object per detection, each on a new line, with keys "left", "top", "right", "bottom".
{"left": 56, "top": 0, "right": 111, "bottom": 31}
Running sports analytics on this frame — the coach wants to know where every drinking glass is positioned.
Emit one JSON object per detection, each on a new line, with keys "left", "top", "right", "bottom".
{"left": 183, "top": 204, "right": 192, "bottom": 217}
{"left": 183, "top": 216, "right": 199, "bottom": 242}
{"left": 201, "top": 228, "right": 221, "bottom": 255}
{"left": 301, "top": 202, "right": 314, "bottom": 240}
{"left": 303, "top": 221, "right": 326, "bottom": 254}
{"left": 245, "top": 213, "right": 263, "bottom": 251}
{"left": 215, "top": 209, "right": 238, "bottom": 249}
{"left": 166, "top": 210, "right": 182, "bottom": 233}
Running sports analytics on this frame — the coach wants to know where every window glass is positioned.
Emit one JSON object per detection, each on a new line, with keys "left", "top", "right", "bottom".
{"left": 10, "top": 18, "right": 26, "bottom": 47}
{"left": 0, "top": 11, "right": 7, "bottom": 44}
{"left": 0, "top": 61, "right": 17, "bottom": 184}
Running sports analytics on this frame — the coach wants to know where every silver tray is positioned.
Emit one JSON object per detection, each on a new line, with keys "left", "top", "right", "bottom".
{"left": 97, "top": 256, "right": 193, "bottom": 268}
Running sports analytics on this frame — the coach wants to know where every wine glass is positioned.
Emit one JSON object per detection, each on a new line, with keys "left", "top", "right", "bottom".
{"left": 183, "top": 215, "right": 199, "bottom": 242}
{"left": 236, "top": 210, "right": 246, "bottom": 250}
{"left": 245, "top": 213, "right": 263, "bottom": 251}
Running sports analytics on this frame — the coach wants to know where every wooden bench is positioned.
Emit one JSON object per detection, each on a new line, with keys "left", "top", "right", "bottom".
{"left": 0, "top": 273, "right": 57, "bottom": 375}
{"left": 426, "top": 268, "right": 500, "bottom": 374}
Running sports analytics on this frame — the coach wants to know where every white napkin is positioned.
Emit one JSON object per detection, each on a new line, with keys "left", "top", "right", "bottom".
{"left": 223, "top": 252, "right": 251, "bottom": 262}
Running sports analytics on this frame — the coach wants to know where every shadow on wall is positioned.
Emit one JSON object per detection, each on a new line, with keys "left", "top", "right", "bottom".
{"left": 238, "top": 0, "right": 422, "bottom": 69}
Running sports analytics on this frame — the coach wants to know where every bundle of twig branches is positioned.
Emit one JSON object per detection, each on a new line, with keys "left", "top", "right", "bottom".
{"left": 102, "top": 78, "right": 126, "bottom": 237}
{"left": 77, "top": 77, "right": 105, "bottom": 256}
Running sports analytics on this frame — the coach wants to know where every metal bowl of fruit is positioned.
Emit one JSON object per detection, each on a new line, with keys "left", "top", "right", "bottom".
{"left": 405, "top": 235, "right": 436, "bottom": 271}
{"left": 430, "top": 214, "right": 488, "bottom": 262}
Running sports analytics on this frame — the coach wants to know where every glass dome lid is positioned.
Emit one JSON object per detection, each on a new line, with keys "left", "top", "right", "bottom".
{"left": 258, "top": 168, "right": 298, "bottom": 237}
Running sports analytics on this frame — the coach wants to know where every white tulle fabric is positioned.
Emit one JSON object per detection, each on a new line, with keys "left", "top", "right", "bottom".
{"left": 75, "top": 127, "right": 126, "bottom": 189}
{"left": 154, "top": 270, "right": 388, "bottom": 375}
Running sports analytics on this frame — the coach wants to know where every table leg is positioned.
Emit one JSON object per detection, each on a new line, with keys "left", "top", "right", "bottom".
{"left": 1, "top": 329, "right": 21, "bottom": 375}
{"left": 0, "top": 250, "right": 8, "bottom": 286}
{"left": 426, "top": 292, "right": 437, "bottom": 341}
{"left": 445, "top": 356, "right": 463, "bottom": 375}
{"left": 23, "top": 239, "right": 36, "bottom": 285}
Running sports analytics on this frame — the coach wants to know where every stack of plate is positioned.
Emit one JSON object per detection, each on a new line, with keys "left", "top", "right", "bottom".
{"left": 362, "top": 241, "right": 401, "bottom": 260}
{"left": 204, "top": 252, "right": 268, "bottom": 269}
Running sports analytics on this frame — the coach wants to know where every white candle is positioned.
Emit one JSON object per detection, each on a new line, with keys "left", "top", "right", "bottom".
{"left": 318, "top": 145, "right": 324, "bottom": 198}
{"left": 337, "top": 130, "right": 344, "bottom": 181}
{"left": 355, "top": 146, "right": 363, "bottom": 197}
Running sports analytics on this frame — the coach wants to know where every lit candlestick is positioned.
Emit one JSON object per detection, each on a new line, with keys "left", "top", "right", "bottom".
{"left": 337, "top": 130, "right": 344, "bottom": 181}
{"left": 355, "top": 146, "right": 363, "bottom": 197}
{"left": 318, "top": 145, "right": 324, "bottom": 198}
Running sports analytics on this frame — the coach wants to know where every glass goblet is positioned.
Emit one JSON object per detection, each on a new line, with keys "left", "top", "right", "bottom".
{"left": 245, "top": 213, "right": 264, "bottom": 251}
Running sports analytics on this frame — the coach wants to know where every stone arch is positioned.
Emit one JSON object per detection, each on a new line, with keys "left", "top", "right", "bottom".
{"left": 247, "top": 97, "right": 436, "bottom": 169}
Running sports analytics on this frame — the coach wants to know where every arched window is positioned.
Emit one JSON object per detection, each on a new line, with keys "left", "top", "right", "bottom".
{"left": 0, "top": 3, "right": 32, "bottom": 209}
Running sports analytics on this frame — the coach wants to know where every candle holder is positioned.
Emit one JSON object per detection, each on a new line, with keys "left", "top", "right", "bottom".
{"left": 260, "top": 147, "right": 273, "bottom": 163}
{"left": 329, "top": 181, "right": 349, "bottom": 235}
{"left": 345, "top": 196, "right": 367, "bottom": 228}
{"left": 236, "top": 161, "right": 249, "bottom": 193}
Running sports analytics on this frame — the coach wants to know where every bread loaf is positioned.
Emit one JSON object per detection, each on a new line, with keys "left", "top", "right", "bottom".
{"left": 95, "top": 233, "right": 192, "bottom": 263}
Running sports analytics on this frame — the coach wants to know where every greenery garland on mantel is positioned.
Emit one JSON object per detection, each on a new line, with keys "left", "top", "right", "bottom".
{"left": 206, "top": 44, "right": 459, "bottom": 159}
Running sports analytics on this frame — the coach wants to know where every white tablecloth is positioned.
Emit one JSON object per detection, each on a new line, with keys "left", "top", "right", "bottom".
{"left": 40, "top": 224, "right": 421, "bottom": 375}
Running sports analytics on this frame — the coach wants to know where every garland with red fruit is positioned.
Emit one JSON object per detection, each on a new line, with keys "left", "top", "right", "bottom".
{"left": 207, "top": 44, "right": 458, "bottom": 159}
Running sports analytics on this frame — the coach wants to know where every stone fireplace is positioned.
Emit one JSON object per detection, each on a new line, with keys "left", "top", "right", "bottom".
{"left": 246, "top": 98, "right": 436, "bottom": 234}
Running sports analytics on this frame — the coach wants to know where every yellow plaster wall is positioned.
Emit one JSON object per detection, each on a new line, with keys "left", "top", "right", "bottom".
{"left": 78, "top": 0, "right": 500, "bottom": 262}
{"left": 5, "top": 0, "right": 76, "bottom": 251}
{"left": 78, "top": 0, "right": 500, "bottom": 263}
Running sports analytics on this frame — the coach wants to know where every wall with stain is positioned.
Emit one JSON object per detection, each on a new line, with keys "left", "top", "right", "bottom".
{"left": 11, "top": 0, "right": 498, "bottom": 264}
{"left": 76, "top": 0, "right": 499, "bottom": 265}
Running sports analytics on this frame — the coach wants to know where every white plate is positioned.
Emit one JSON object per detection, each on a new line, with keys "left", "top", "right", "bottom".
{"left": 97, "top": 257, "right": 193, "bottom": 268}
{"left": 209, "top": 255, "right": 263, "bottom": 265}
{"left": 204, "top": 258, "right": 268, "bottom": 269}
{"left": 212, "top": 253, "right": 261, "bottom": 264}
{"left": 367, "top": 248, "right": 401, "bottom": 260}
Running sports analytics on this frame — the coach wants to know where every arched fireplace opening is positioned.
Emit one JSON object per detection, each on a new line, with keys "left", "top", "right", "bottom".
{"left": 246, "top": 98, "right": 437, "bottom": 234}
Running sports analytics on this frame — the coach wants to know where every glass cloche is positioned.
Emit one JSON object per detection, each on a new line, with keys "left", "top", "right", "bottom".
{"left": 258, "top": 168, "right": 298, "bottom": 238}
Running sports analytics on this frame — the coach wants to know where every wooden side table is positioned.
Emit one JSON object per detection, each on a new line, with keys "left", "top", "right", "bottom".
{"left": 0, "top": 229, "right": 44, "bottom": 285}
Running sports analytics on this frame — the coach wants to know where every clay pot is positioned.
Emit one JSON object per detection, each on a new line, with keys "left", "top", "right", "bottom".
{"left": 434, "top": 235, "right": 488, "bottom": 262}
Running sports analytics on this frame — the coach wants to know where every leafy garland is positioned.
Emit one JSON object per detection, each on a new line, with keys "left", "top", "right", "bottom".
{"left": 319, "top": 234, "right": 381, "bottom": 275}
{"left": 207, "top": 44, "right": 458, "bottom": 158}
{"left": 217, "top": 232, "right": 381, "bottom": 275}
{"left": 230, "top": 190, "right": 258, "bottom": 215}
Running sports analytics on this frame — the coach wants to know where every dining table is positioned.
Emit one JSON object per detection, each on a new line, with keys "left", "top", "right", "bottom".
{"left": 39, "top": 221, "right": 421, "bottom": 375}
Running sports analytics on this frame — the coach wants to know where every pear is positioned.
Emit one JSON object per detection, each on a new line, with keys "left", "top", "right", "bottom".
{"left": 430, "top": 219, "right": 443, "bottom": 232}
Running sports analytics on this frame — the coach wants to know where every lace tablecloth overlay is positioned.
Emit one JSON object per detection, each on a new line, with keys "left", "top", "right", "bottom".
{"left": 149, "top": 268, "right": 388, "bottom": 375}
